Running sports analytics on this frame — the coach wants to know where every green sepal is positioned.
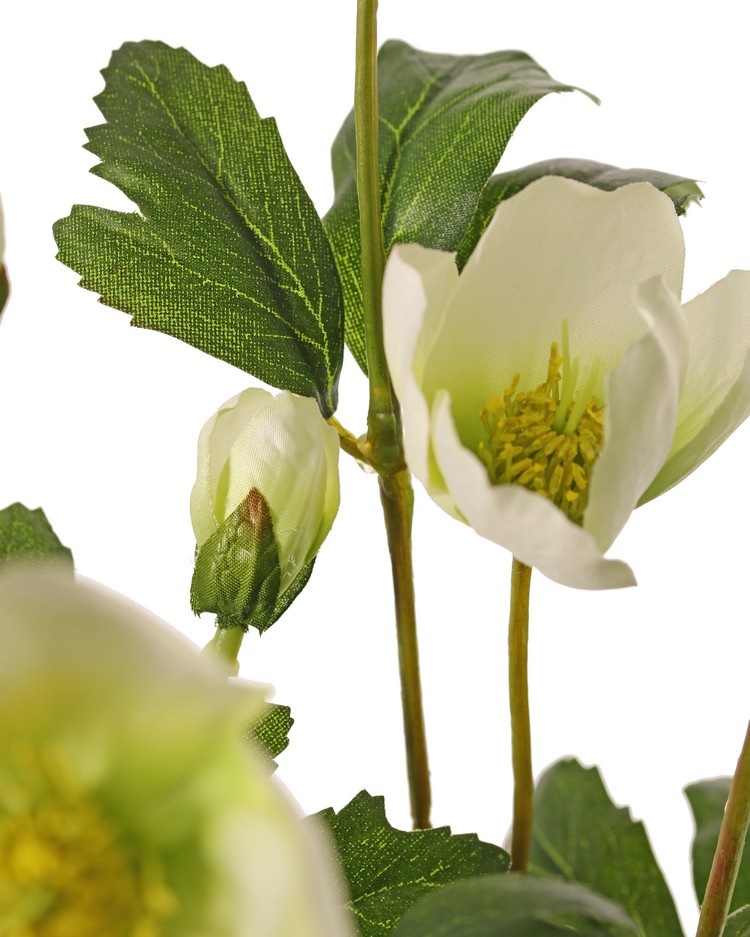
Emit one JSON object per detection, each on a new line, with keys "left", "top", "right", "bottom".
{"left": 685, "top": 777, "right": 750, "bottom": 912}
{"left": 324, "top": 40, "right": 590, "bottom": 373}
{"left": 312, "top": 790, "right": 509, "bottom": 937}
{"left": 456, "top": 158, "right": 703, "bottom": 268}
{"left": 246, "top": 702, "right": 293, "bottom": 771}
{"left": 191, "top": 489, "right": 281, "bottom": 633}
{"left": 54, "top": 41, "right": 343, "bottom": 416}
{"left": 725, "top": 906, "right": 750, "bottom": 937}
{"left": 389, "top": 874, "right": 640, "bottom": 937}
{"left": 0, "top": 503, "right": 74, "bottom": 570}
{"left": 530, "top": 759, "right": 683, "bottom": 937}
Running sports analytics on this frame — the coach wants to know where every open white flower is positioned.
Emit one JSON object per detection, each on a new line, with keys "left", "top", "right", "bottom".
{"left": 0, "top": 567, "right": 353, "bottom": 936}
{"left": 384, "top": 176, "right": 750, "bottom": 589}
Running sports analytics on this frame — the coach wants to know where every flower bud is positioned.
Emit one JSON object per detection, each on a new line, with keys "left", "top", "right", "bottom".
{"left": 190, "top": 389, "right": 340, "bottom": 632}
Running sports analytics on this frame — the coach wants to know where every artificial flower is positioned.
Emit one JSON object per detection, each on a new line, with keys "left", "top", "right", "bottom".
{"left": 190, "top": 388, "right": 340, "bottom": 629}
{"left": 0, "top": 566, "right": 353, "bottom": 937}
{"left": 383, "top": 176, "right": 750, "bottom": 589}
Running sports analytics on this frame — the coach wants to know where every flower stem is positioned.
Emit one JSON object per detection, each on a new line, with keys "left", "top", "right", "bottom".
{"left": 695, "top": 719, "right": 750, "bottom": 937}
{"left": 508, "top": 557, "right": 533, "bottom": 871}
{"left": 380, "top": 470, "right": 432, "bottom": 829}
{"left": 202, "top": 625, "right": 244, "bottom": 675}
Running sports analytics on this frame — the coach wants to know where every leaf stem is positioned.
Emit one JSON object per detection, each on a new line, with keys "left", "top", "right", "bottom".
{"left": 695, "top": 719, "right": 750, "bottom": 937}
{"left": 355, "top": 0, "right": 400, "bottom": 472}
{"left": 508, "top": 557, "right": 533, "bottom": 871}
{"left": 379, "top": 470, "right": 432, "bottom": 829}
{"left": 327, "top": 415, "right": 371, "bottom": 465}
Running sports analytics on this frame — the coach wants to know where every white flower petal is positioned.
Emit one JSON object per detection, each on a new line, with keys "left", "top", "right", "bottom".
{"left": 641, "top": 269, "right": 750, "bottom": 501}
{"left": 431, "top": 392, "right": 636, "bottom": 589}
{"left": 585, "top": 275, "right": 688, "bottom": 551}
{"left": 383, "top": 243, "right": 460, "bottom": 505}
{"left": 422, "top": 178, "right": 685, "bottom": 453}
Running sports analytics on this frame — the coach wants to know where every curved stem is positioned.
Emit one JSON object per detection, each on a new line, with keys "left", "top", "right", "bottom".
{"left": 380, "top": 470, "right": 432, "bottom": 828}
{"left": 508, "top": 557, "right": 533, "bottom": 871}
{"left": 696, "top": 719, "right": 750, "bottom": 937}
{"left": 202, "top": 625, "right": 244, "bottom": 675}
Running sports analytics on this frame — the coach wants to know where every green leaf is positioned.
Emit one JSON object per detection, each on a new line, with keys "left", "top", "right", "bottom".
{"left": 54, "top": 41, "right": 343, "bottom": 416}
{"left": 246, "top": 702, "right": 293, "bottom": 770}
{"left": 531, "top": 759, "right": 683, "bottom": 937}
{"left": 725, "top": 906, "right": 750, "bottom": 937}
{"left": 0, "top": 503, "right": 74, "bottom": 570}
{"left": 313, "top": 790, "right": 509, "bottom": 937}
{"left": 390, "top": 874, "right": 639, "bottom": 937}
{"left": 455, "top": 158, "right": 704, "bottom": 268}
{"left": 685, "top": 777, "right": 750, "bottom": 911}
{"left": 324, "top": 40, "right": 589, "bottom": 372}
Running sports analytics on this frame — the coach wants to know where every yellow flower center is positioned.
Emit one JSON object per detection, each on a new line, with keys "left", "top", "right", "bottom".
{"left": 0, "top": 743, "right": 177, "bottom": 937}
{"left": 478, "top": 323, "right": 604, "bottom": 523}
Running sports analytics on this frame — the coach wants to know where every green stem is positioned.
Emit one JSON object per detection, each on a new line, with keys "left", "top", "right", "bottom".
{"left": 380, "top": 470, "right": 432, "bottom": 829}
{"left": 355, "top": 0, "right": 400, "bottom": 472}
{"left": 695, "top": 719, "right": 750, "bottom": 937}
{"left": 508, "top": 557, "right": 533, "bottom": 871}
{"left": 202, "top": 625, "right": 244, "bottom": 675}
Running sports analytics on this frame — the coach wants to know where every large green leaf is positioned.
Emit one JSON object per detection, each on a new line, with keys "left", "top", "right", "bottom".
{"left": 531, "top": 760, "right": 683, "bottom": 937}
{"left": 455, "top": 158, "right": 703, "bottom": 268}
{"left": 0, "top": 503, "right": 73, "bottom": 570}
{"left": 389, "top": 874, "right": 639, "bottom": 937}
{"left": 726, "top": 906, "right": 750, "bottom": 937}
{"left": 324, "top": 40, "right": 588, "bottom": 372}
{"left": 54, "top": 42, "right": 343, "bottom": 416}
{"left": 313, "top": 791, "right": 509, "bottom": 937}
{"left": 685, "top": 777, "right": 750, "bottom": 911}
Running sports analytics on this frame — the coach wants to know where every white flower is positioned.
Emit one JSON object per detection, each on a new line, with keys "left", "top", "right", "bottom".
{"left": 0, "top": 566, "right": 353, "bottom": 937}
{"left": 383, "top": 176, "right": 750, "bottom": 589}
{"left": 190, "top": 389, "right": 340, "bottom": 628}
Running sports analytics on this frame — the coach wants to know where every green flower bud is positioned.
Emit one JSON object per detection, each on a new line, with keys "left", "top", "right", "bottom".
{"left": 0, "top": 566, "right": 354, "bottom": 937}
{"left": 190, "top": 389, "right": 340, "bottom": 632}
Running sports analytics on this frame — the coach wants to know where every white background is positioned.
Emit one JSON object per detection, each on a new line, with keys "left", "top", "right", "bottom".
{"left": 1, "top": 1, "right": 749, "bottom": 931}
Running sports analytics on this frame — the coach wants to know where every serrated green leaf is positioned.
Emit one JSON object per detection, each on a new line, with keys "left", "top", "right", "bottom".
{"left": 455, "top": 159, "right": 704, "bottom": 268}
{"left": 725, "top": 906, "right": 750, "bottom": 937}
{"left": 685, "top": 777, "right": 750, "bottom": 911}
{"left": 313, "top": 791, "right": 509, "bottom": 937}
{"left": 0, "top": 503, "right": 74, "bottom": 570}
{"left": 54, "top": 41, "right": 343, "bottom": 416}
{"left": 390, "top": 874, "right": 639, "bottom": 937}
{"left": 324, "top": 40, "right": 588, "bottom": 372}
{"left": 246, "top": 702, "right": 293, "bottom": 770}
{"left": 531, "top": 759, "right": 683, "bottom": 937}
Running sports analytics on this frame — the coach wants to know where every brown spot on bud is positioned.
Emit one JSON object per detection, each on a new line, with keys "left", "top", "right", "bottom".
{"left": 240, "top": 488, "right": 272, "bottom": 532}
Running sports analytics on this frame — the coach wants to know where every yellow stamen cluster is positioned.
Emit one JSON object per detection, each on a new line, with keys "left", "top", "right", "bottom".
{"left": 0, "top": 743, "right": 177, "bottom": 937}
{"left": 478, "top": 335, "right": 604, "bottom": 523}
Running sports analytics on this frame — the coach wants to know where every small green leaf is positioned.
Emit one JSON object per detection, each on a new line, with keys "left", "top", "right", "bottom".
{"left": 725, "top": 906, "right": 750, "bottom": 937}
{"left": 531, "top": 759, "right": 683, "bottom": 937}
{"left": 324, "top": 40, "right": 589, "bottom": 372}
{"left": 456, "top": 158, "right": 703, "bottom": 268}
{"left": 685, "top": 777, "right": 750, "bottom": 911}
{"left": 54, "top": 42, "right": 343, "bottom": 416}
{"left": 313, "top": 790, "right": 509, "bottom": 937}
{"left": 0, "top": 504, "right": 73, "bottom": 570}
{"left": 390, "top": 874, "right": 639, "bottom": 937}
{"left": 246, "top": 702, "right": 293, "bottom": 770}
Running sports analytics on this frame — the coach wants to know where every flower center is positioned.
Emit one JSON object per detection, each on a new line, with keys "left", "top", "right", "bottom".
{"left": 0, "top": 743, "right": 177, "bottom": 937}
{"left": 478, "top": 322, "right": 604, "bottom": 523}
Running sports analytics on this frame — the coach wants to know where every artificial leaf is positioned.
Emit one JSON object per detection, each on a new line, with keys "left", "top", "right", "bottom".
{"left": 0, "top": 503, "right": 73, "bottom": 570}
{"left": 324, "top": 40, "right": 588, "bottom": 371}
{"left": 313, "top": 790, "right": 509, "bottom": 937}
{"left": 726, "top": 906, "right": 750, "bottom": 937}
{"left": 389, "top": 874, "right": 639, "bottom": 937}
{"left": 246, "top": 702, "right": 293, "bottom": 770}
{"left": 685, "top": 777, "right": 750, "bottom": 911}
{"left": 531, "top": 759, "right": 682, "bottom": 937}
{"left": 455, "top": 158, "right": 704, "bottom": 268}
{"left": 54, "top": 41, "right": 343, "bottom": 416}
